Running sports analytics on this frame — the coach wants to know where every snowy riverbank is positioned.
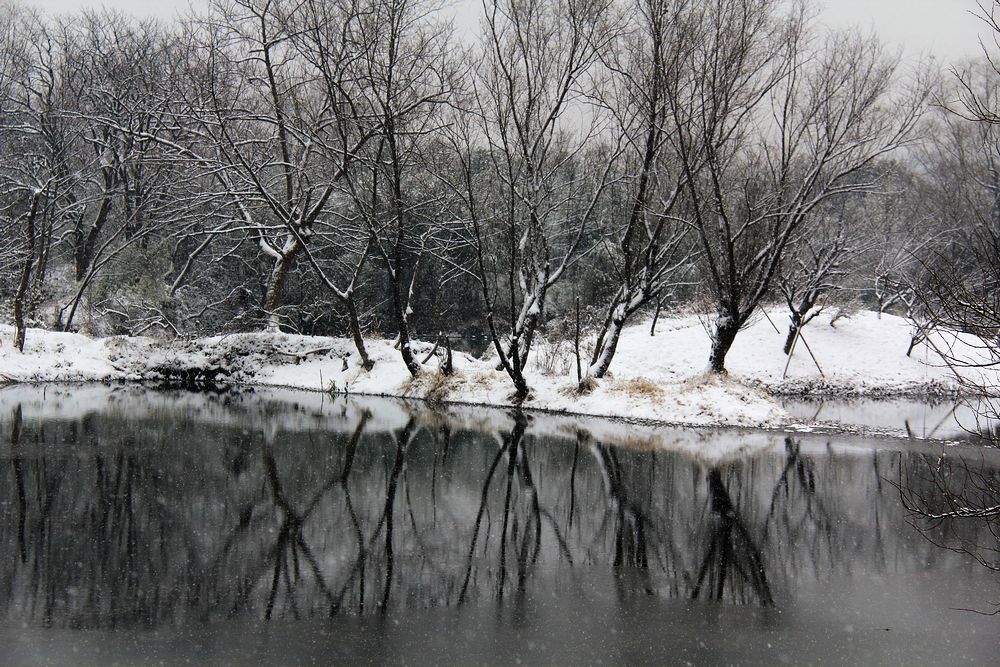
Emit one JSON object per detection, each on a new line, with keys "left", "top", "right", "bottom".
{"left": 0, "top": 309, "right": 991, "bottom": 431}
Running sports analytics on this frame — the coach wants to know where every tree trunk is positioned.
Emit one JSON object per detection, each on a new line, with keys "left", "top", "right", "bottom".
{"left": 589, "top": 310, "right": 626, "bottom": 379}
{"left": 345, "top": 294, "right": 373, "bottom": 371}
{"left": 906, "top": 328, "right": 925, "bottom": 358}
{"left": 783, "top": 312, "right": 801, "bottom": 356}
{"left": 650, "top": 300, "right": 662, "bottom": 336}
{"left": 74, "top": 193, "right": 113, "bottom": 282}
{"left": 13, "top": 192, "right": 42, "bottom": 352}
{"left": 708, "top": 315, "right": 740, "bottom": 374}
{"left": 390, "top": 275, "right": 420, "bottom": 377}
{"left": 263, "top": 249, "right": 298, "bottom": 332}
{"left": 511, "top": 366, "right": 530, "bottom": 402}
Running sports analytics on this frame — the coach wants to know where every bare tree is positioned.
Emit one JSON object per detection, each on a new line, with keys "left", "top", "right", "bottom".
{"left": 584, "top": 0, "right": 696, "bottom": 380}
{"left": 113, "top": 0, "right": 384, "bottom": 359}
{"left": 0, "top": 5, "right": 56, "bottom": 349}
{"left": 338, "top": 0, "right": 454, "bottom": 376}
{"left": 917, "top": 44, "right": 1000, "bottom": 400}
{"left": 447, "top": 0, "right": 619, "bottom": 398}
{"left": 671, "top": 1, "right": 927, "bottom": 372}
{"left": 54, "top": 13, "right": 183, "bottom": 331}
{"left": 777, "top": 196, "right": 858, "bottom": 355}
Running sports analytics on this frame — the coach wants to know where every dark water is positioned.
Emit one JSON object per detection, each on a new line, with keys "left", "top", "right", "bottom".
{"left": 1, "top": 385, "right": 999, "bottom": 666}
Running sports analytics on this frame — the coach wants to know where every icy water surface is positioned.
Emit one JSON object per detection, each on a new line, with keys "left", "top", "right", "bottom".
{"left": 1, "top": 385, "right": 999, "bottom": 666}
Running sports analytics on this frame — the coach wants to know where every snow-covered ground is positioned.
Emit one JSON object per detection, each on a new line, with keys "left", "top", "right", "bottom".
{"left": 0, "top": 309, "right": 993, "bottom": 431}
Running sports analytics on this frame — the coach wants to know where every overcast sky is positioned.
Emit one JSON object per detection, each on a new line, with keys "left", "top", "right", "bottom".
{"left": 25, "top": 0, "right": 990, "bottom": 64}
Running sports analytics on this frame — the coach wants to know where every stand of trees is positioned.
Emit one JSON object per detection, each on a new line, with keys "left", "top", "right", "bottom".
{"left": 0, "top": 0, "right": 988, "bottom": 398}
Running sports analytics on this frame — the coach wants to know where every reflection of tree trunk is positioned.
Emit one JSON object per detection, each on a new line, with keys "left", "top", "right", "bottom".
{"left": 330, "top": 417, "right": 418, "bottom": 617}
{"left": 513, "top": 434, "right": 542, "bottom": 593}
{"left": 259, "top": 415, "right": 368, "bottom": 621}
{"left": 10, "top": 405, "right": 27, "bottom": 563}
{"left": 568, "top": 435, "right": 581, "bottom": 528}
{"left": 692, "top": 469, "right": 773, "bottom": 606}
{"left": 430, "top": 425, "right": 451, "bottom": 526}
{"left": 459, "top": 412, "right": 527, "bottom": 604}
{"left": 593, "top": 444, "right": 650, "bottom": 570}
{"left": 379, "top": 419, "right": 416, "bottom": 614}
{"left": 496, "top": 415, "right": 523, "bottom": 600}
{"left": 340, "top": 411, "right": 371, "bottom": 615}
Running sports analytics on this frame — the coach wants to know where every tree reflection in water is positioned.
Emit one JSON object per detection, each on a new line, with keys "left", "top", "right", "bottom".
{"left": 0, "top": 391, "right": 997, "bottom": 629}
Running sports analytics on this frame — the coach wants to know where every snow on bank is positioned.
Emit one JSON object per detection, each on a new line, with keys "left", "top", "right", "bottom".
{"left": 613, "top": 309, "right": 977, "bottom": 396}
{"left": 0, "top": 309, "right": 991, "bottom": 431}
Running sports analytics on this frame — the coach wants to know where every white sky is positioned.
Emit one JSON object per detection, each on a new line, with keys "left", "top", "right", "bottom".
{"left": 25, "top": 0, "right": 992, "bottom": 64}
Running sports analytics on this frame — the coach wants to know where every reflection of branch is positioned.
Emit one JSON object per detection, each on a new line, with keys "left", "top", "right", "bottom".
{"left": 329, "top": 418, "right": 419, "bottom": 616}
{"left": 896, "top": 452, "right": 1000, "bottom": 574}
{"left": 514, "top": 439, "right": 544, "bottom": 588}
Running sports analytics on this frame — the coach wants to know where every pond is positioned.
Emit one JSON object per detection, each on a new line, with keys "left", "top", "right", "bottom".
{"left": 1, "top": 385, "right": 998, "bottom": 666}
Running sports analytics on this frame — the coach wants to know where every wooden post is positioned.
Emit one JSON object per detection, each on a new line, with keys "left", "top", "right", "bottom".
{"left": 782, "top": 325, "right": 802, "bottom": 380}
{"left": 574, "top": 296, "right": 582, "bottom": 383}
{"left": 650, "top": 300, "right": 662, "bottom": 336}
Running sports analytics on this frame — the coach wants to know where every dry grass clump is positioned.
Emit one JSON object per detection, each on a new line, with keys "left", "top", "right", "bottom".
{"left": 402, "top": 371, "right": 453, "bottom": 403}
{"left": 614, "top": 376, "right": 665, "bottom": 399}
{"left": 558, "top": 374, "right": 599, "bottom": 397}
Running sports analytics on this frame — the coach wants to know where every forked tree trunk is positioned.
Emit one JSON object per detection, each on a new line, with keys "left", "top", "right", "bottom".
{"left": 784, "top": 294, "right": 818, "bottom": 355}
{"left": 390, "top": 275, "right": 420, "bottom": 377}
{"left": 590, "top": 283, "right": 653, "bottom": 379}
{"left": 74, "top": 190, "right": 113, "bottom": 282}
{"left": 589, "top": 308, "right": 627, "bottom": 379}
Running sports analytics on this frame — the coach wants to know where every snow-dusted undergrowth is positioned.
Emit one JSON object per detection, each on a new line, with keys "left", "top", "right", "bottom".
{"left": 0, "top": 310, "right": 990, "bottom": 430}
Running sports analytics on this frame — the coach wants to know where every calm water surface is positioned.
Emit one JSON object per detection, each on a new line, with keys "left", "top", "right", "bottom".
{"left": 1, "top": 385, "right": 998, "bottom": 666}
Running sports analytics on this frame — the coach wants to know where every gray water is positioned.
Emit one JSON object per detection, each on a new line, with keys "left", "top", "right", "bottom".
{"left": 1, "top": 385, "right": 999, "bottom": 666}
{"left": 781, "top": 396, "right": 1000, "bottom": 440}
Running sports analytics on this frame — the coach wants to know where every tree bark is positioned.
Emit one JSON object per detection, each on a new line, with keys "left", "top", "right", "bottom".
{"left": 345, "top": 295, "right": 373, "bottom": 371}
{"left": 783, "top": 310, "right": 803, "bottom": 356}
{"left": 390, "top": 272, "right": 420, "bottom": 377}
{"left": 13, "top": 192, "right": 42, "bottom": 352}
{"left": 74, "top": 188, "right": 113, "bottom": 282}
{"left": 589, "top": 309, "right": 627, "bottom": 379}
{"left": 263, "top": 245, "right": 300, "bottom": 332}
{"left": 708, "top": 315, "right": 741, "bottom": 373}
